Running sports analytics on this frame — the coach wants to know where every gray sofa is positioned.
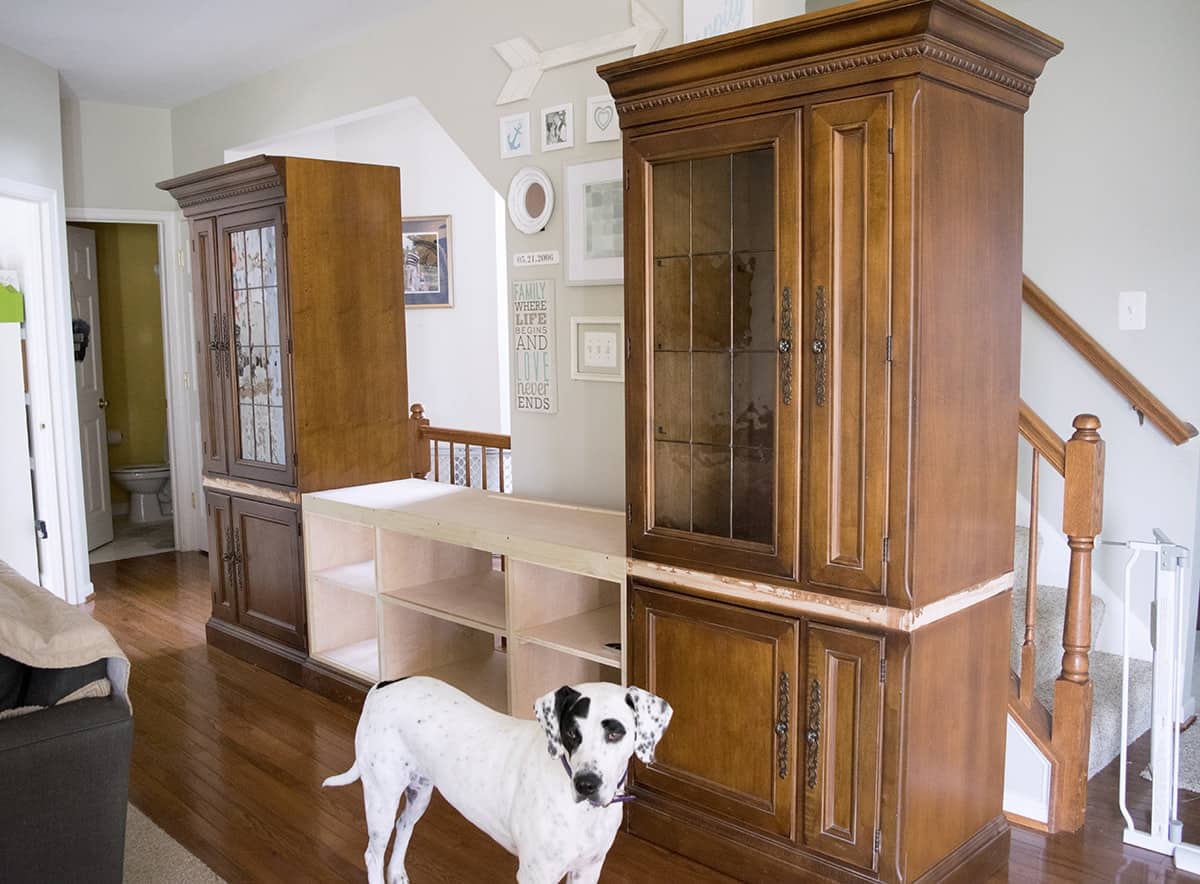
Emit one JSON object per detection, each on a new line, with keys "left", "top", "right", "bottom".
{"left": 0, "top": 654, "right": 133, "bottom": 884}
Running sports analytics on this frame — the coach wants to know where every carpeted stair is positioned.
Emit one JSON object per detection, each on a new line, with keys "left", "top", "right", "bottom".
{"left": 1009, "top": 526, "right": 1153, "bottom": 778}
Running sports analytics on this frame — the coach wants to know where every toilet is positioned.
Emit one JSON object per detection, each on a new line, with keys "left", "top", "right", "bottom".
{"left": 110, "top": 464, "right": 172, "bottom": 523}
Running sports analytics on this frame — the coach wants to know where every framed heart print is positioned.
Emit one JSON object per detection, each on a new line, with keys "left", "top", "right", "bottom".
{"left": 586, "top": 95, "right": 620, "bottom": 143}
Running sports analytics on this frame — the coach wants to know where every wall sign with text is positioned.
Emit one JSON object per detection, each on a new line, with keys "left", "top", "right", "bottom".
{"left": 511, "top": 279, "right": 558, "bottom": 414}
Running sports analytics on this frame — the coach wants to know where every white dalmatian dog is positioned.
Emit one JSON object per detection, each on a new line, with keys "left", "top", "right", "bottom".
{"left": 323, "top": 676, "right": 672, "bottom": 884}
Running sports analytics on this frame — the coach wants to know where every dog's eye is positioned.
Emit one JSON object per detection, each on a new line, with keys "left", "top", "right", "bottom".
{"left": 605, "top": 730, "right": 624, "bottom": 743}
{"left": 602, "top": 720, "right": 626, "bottom": 743}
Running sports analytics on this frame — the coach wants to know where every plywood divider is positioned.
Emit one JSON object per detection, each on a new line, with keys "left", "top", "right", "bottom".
{"left": 378, "top": 529, "right": 495, "bottom": 594}
{"left": 308, "top": 579, "right": 377, "bottom": 658}
{"left": 507, "top": 559, "right": 620, "bottom": 631}
{"left": 509, "top": 641, "right": 621, "bottom": 721}
{"left": 305, "top": 513, "right": 374, "bottom": 574}
{"left": 380, "top": 603, "right": 495, "bottom": 679}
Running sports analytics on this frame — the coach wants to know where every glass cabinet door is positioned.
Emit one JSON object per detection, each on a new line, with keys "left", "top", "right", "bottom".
{"left": 631, "top": 113, "right": 799, "bottom": 579}
{"left": 218, "top": 206, "right": 295, "bottom": 486}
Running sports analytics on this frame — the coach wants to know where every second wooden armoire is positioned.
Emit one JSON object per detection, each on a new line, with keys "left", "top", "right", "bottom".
{"left": 599, "top": 1, "right": 1060, "bottom": 881}
{"left": 158, "top": 156, "right": 412, "bottom": 685}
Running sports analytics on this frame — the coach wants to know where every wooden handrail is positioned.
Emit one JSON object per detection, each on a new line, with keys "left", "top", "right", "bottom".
{"left": 1023, "top": 276, "right": 1198, "bottom": 445}
{"left": 1018, "top": 399, "right": 1066, "bottom": 475}
{"left": 408, "top": 403, "right": 512, "bottom": 492}
{"left": 418, "top": 425, "right": 512, "bottom": 451}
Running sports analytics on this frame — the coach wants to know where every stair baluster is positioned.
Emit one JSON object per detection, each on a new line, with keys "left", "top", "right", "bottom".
{"left": 1019, "top": 450, "right": 1040, "bottom": 707}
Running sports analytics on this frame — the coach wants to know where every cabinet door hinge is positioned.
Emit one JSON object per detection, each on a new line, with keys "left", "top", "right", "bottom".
{"left": 882, "top": 536, "right": 890, "bottom": 563}
{"left": 626, "top": 504, "right": 633, "bottom": 524}
{"left": 281, "top": 220, "right": 288, "bottom": 239}
{"left": 201, "top": 440, "right": 207, "bottom": 457}
{"left": 880, "top": 658, "right": 887, "bottom": 683}
{"left": 874, "top": 829, "right": 882, "bottom": 853}
{"left": 887, "top": 128, "right": 894, "bottom": 155}
{"left": 885, "top": 335, "right": 893, "bottom": 363}
{"left": 293, "top": 450, "right": 298, "bottom": 466}
{"left": 626, "top": 336, "right": 632, "bottom": 361}
{"left": 624, "top": 168, "right": 630, "bottom": 191}
{"left": 287, "top": 337, "right": 293, "bottom": 355}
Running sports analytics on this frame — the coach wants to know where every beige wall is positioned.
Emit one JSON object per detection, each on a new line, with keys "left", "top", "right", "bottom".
{"left": 0, "top": 42, "right": 65, "bottom": 194}
{"left": 169, "top": 0, "right": 804, "bottom": 509}
{"left": 61, "top": 98, "right": 176, "bottom": 211}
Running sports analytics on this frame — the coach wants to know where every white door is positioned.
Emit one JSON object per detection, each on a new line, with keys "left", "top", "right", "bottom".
{"left": 68, "top": 226, "right": 114, "bottom": 550}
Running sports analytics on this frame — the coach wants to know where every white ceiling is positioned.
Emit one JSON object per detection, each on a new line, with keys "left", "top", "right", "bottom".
{"left": 0, "top": 0, "right": 409, "bottom": 107}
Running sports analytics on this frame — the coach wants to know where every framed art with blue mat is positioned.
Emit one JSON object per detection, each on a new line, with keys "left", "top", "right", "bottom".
{"left": 403, "top": 215, "right": 453, "bottom": 308}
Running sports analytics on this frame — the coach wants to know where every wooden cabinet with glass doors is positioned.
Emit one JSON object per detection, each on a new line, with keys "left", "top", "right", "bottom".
{"left": 602, "top": 1, "right": 1061, "bottom": 881}
{"left": 159, "top": 155, "right": 413, "bottom": 682}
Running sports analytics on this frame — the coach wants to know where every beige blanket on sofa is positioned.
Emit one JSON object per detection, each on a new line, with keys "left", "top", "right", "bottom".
{"left": 0, "top": 561, "right": 129, "bottom": 706}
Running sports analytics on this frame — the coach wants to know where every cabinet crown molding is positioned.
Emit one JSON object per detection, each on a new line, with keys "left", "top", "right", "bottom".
{"left": 599, "top": 0, "right": 1062, "bottom": 119}
{"left": 157, "top": 154, "right": 286, "bottom": 215}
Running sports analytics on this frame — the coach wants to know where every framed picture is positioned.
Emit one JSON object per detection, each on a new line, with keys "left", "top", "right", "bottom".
{"left": 585, "top": 95, "right": 620, "bottom": 143}
{"left": 507, "top": 166, "right": 554, "bottom": 235}
{"left": 402, "top": 215, "right": 453, "bottom": 308}
{"left": 565, "top": 158, "right": 623, "bottom": 286}
{"left": 683, "top": 0, "right": 753, "bottom": 42}
{"left": 499, "top": 111, "right": 531, "bottom": 159}
{"left": 540, "top": 103, "right": 574, "bottom": 152}
{"left": 571, "top": 317, "right": 624, "bottom": 382}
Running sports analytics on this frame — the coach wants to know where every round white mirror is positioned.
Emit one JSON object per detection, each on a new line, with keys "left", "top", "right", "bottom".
{"left": 507, "top": 166, "right": 554, "bottom": 234}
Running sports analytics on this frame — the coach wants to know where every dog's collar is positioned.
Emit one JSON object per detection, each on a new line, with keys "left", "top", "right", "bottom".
{"left": 560, "top": 755, "right": 635, "bottom": 807}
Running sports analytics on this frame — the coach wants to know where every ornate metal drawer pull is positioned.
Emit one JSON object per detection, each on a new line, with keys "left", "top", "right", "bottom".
{"left": 776, "top": 671, "right": 790, "bottom": 779}
{"left": 779, "top": 286, "right": 793, "bottom": 405}
{"left": 813, "top": 285, "right": 827, "bottom": 406}
{"left": 806, "top": 677, "right": 821, "bottom": 789}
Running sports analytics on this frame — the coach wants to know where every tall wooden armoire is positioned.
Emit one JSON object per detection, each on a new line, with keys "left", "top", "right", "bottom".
{"left": 599, "top": 1, "right": 1061, "bottom": 880}
{"left": 159, "top": 156, "right": 411, "bottom": 685}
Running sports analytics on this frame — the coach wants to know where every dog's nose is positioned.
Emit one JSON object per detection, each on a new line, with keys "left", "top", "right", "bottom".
{"left": 573, "top": 772, "right": 601, "bottom": 797}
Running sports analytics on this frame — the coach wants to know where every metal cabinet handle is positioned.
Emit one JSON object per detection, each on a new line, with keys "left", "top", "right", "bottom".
{"left": 813, "top": 285, "right": 827, "bottom": 406}
{"left": 779, "top": 287, "right": 793, "bottom": 405}
{"left": 776, "top": 671, "right": 790, "bottom": 779}
{"left": 806, "top": 677, "right": 821, "bottom": 789}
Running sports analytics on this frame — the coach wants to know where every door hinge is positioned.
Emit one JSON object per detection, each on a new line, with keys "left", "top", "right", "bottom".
{"left": 624, "top": 168, "right": 630, "bottom": 191}
{"left": 625, "top": 336, "right": 632, "bottom": 361}
{"left": 880, "top": 658, "right": 887, "bottom": 683}
{"left": 874, "top": 829, "right": 882, "bottom": 853}
{"left": 293, "top": 450, "right": 298, "bottom": 466}
{"left": 201, "top": 440, "right": 207, "bottom": 457}
{"left": 281, "top": 221, "right": 288, "bottom": 239}
{"left": 287, "top": 337, "right": 293, "bottom": 355}
{"left": 885, "top": 335, "right": 893, "bottom": 363}
{"left": 34, "top": 519, "right": 48, "bottom": 540}
{"left": 887, "top": 128, "right": 894, "bottom": 155}
{"left": 627, "top": 504, "right": 633, "bottom": 524}
{"left": 882, "top": 536, "right": 890, "bottom": 563}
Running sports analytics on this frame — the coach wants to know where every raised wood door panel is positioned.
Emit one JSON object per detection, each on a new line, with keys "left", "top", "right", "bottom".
{"left": 231, "top": 496, "right": 305, "bottom": 650}
{"left": 627, "top": 111, "right": 801, "bottom": 581}
{"left": 205, "top": 491, "right": 236, "bottom": 622}
{"left": 217, "top": 205, "right": 297, "bottom": 488}
{"left": 803, "top": 93, "right": 892, "bottom": 598}
{"left": 192, "top": 217, "right": 229, "bottom": 476}
{"left": 632, "top": 584, "right": 797, "bottom": 838}
{"left": 802, "top": 622, "right": 884, "bottom": 871}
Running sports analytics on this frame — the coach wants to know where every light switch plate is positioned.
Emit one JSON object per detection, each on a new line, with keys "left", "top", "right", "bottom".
{"left": 1119, "top": 290, "right": 1146, "bottom": 330}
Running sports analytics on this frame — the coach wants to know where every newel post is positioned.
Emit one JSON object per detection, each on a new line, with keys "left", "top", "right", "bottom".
{"left": 1050, "top": 413, "right": 1104, "bottom": 832}
{"left": 409, "top": 403, "right": 431, "bottom": 478}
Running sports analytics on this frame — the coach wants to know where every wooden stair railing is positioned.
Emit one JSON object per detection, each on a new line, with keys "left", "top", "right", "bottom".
{"left": 408, "top": 403, "right": 513, "bottom": 493}
{"left": 1023, "top": 276, "right": 1197, "bottom": 445}
{"left": 1011, "top": 403, "right": 1105, "bottom": 833}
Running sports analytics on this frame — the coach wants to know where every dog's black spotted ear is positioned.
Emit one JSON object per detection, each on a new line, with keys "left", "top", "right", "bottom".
{"left": 535, "top": 685, "right": 579, "bottom": 759}
{"left": 626, "top": 686, "right": 673, "bottom": 764}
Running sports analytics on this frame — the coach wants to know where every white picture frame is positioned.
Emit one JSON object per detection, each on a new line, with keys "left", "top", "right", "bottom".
{"left": 683, "top": 0, "right": 753, "bottom": 42}
{"left": 570, "top": 316, "right": 624, "bottom": 382}
{"left": 507, "top": 166, "right": 555, "bottom": 235}
{"left": 565, "top": 158, "right": 623, "bottom": 286}
{"left": 499, "top": 111, "right": 531, "bottom": 159}
{"left": 540, "top": 102, "right": 575, "bottom": 152}
{"left": 585, "top": 95, "right": 620, "bottom": 143}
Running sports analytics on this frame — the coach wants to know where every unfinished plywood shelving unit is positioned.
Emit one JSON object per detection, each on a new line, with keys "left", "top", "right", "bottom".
{"left": 302, "top": 479, "right": 625, "bottom": 717}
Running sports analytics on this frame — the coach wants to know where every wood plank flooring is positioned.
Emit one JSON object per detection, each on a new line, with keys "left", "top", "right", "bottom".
{"left": 89, "top": 551, "right": 1200, "bottom": 883}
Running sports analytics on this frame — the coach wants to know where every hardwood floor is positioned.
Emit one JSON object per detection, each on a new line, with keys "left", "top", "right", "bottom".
{"left": 89, "top": 551, "right": 1200, "bottom": 883}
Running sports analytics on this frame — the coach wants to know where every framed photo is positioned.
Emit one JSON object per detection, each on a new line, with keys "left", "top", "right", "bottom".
{"left": 499, "top": 111, "right": 531, "bottom": 159}
{"left": 507, "top": 166, "right": 554, "bottom": 235}
{"left": 571, "top": 317, "right": 624, "bottom": 382}
{"left": 683, "top": 0, "right": 753, "bottom": 42}
{"left": 540, "top": 103, "right": 574, "bottom": 152}
{"left": 402, "top": 215, "right": 453, "bottom": 308}
{"left": 565, "top": 158, "right": 623, "bottom": 286}
{"left": 585, "top": 95, "right": 620, "bottom": 143}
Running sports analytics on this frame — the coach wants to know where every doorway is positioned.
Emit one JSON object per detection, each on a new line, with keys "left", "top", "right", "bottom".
{"left": 69, "top": 222, "right": 176, "bottom": 564}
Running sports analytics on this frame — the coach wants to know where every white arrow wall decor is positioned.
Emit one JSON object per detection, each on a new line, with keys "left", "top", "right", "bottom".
{"left": 492, "top": 0, "right": 667, "bottom": 105}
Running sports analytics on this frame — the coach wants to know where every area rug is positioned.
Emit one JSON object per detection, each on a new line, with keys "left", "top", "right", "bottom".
{"left": 125, "top": 804, "right": 225, "bottom": 883}
{"left": 1139, "top": 722, "right": 1200, "bottom": 794}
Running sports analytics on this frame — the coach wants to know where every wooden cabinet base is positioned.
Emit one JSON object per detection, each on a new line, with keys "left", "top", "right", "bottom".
{"left": 206, "top": 618, "right": 368, "bottom": 707}
{"left": 626, "top": 798, "right": 1008, "bottom": 883}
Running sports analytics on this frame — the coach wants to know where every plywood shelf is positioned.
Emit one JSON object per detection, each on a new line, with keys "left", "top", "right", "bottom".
{"left": 419, "top": 651, "right": 508, "bottom": 714}
{"left": 314, "top": 638, "right": 379, "bottom": 682}
{"left": 380, "top": 570, "right": 505, "bottom": 633}
{"left": 517, "top": 605, "right": 622, "bottom": 667}
{"left": 312, "top": 560, "right": 375, "bottom": 596}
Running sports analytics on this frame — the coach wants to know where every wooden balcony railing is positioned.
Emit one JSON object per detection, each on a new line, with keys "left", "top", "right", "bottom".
{"left": 1023, "top": 276, "right": 1197, "bottom": 445}
{"left": 1011, "top": 402, "right": 1105, "bottom": 833}
{"left": 408, "top": 404, "right": 513, "bottom": 493}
